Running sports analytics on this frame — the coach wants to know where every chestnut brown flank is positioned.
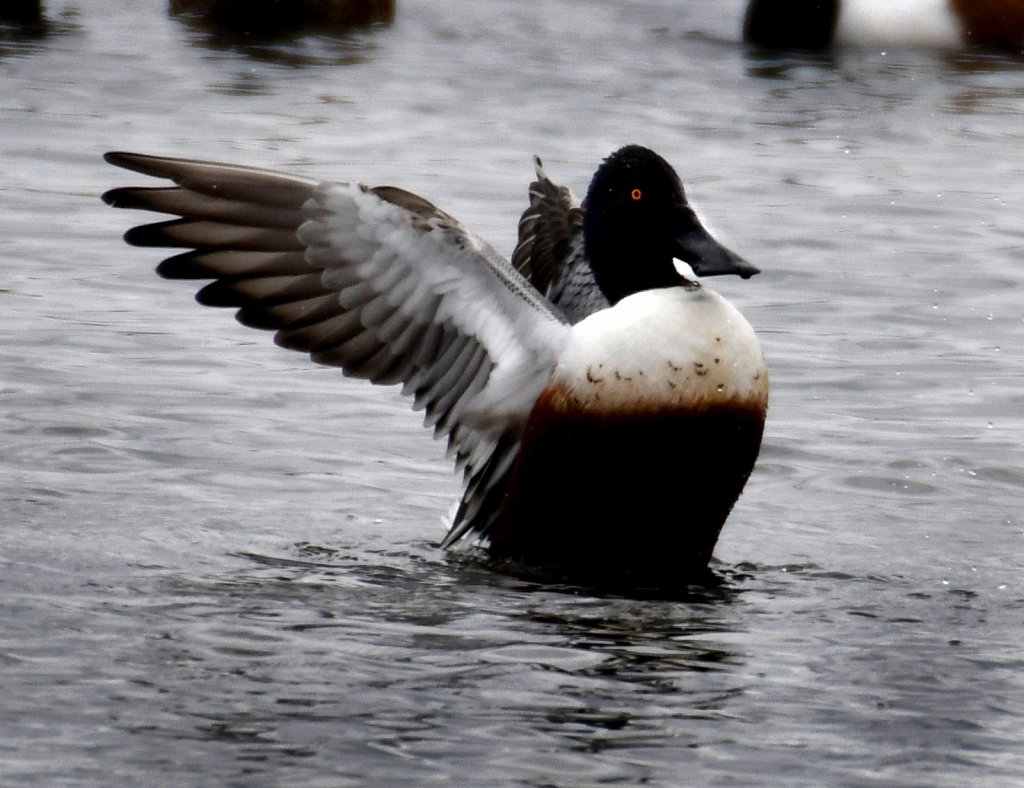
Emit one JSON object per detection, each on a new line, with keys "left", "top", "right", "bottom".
{"left": 950, "top": 0, "right": 1024, "bottom": 47}
{"left": 486, "top": 384, "right": 767, "bottom": 583}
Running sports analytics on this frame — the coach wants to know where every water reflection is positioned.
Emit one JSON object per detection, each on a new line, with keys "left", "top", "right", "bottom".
{"left": 0, "top": 0, "right": 78, "bottom": 53}
{"left": 524, "top": 594, "right": 743, "bottom": 675}
{"left": 170, "top": 20, "right": 386, "bottom": 69}
{"left": 742, "top": 48, "right": 839, "bottom": 81}
{"left": 167, "top": 0, "right": 393, "bottom": 68}
{"left": 744, "top": 46, "right": 1024, "bottom": 84}
{"left": 73, "top": 539, "right": 1024, "bottom": 783}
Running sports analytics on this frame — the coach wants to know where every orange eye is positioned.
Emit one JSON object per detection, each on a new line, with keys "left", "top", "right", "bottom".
{"left": 630, "top": 188, "right": 642, "bottom": 201}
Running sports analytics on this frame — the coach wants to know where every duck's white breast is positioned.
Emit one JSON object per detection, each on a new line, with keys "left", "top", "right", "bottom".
{"left": 552, "top": 286, "right": 768, "bottom": 414}
{"left": 836, "top": 0, "right": 961, "bottom": 47}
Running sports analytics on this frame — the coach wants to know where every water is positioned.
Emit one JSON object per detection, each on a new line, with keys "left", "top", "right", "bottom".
{"left": 3, "top": 0, "right": 1024, "bottom": 784}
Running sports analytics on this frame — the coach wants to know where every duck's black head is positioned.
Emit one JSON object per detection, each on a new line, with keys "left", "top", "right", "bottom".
{"left": 582, "top": 145, "right": 758, "bottom": 306}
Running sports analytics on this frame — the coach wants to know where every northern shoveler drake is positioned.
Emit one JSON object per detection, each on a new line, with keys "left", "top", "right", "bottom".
{"left": 102, "top": 145, "right": 768, "bottom": 586}
{"left": 743, "top": 0, "right": 1024, "bottom": 51}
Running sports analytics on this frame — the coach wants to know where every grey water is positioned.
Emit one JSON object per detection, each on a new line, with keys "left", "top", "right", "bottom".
{"left": 3, "top": 0, "right": 1024, "bottom": 784}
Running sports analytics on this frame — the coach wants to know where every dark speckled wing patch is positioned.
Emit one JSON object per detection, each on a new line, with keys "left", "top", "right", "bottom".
{"left": 511, "top": 156, "right": 608, "bottom": 324}
{"left": 512, "top": 156, "right": 581, "bottom": 293}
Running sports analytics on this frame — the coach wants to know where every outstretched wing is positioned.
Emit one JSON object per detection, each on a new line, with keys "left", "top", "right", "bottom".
{"left": 511, "top": 156, "right": 608, "bottom": 324}
{"left": 102, "top": 152, "right": 570, "bottom": 545}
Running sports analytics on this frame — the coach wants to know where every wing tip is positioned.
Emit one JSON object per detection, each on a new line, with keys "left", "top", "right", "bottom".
{"left": 103, "top": 150, "right": 164, "bottom": 177}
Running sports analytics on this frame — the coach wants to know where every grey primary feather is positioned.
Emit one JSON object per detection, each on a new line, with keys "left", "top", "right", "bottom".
{"left": 103, "top": 151, "right": 569, "bottom": 546}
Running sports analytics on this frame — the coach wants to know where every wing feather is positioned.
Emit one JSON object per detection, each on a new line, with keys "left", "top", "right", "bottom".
{"left": 103, "top": 151, "right": 570, "bottom": 546}
{"left": 511, "top": 156, "right": 583, "bottom": 296}
{"left": 156, "top": 249, "right": 311, "bottom": 280}
{"left": 511, "top": 156, "right": 608, "bottom": 324}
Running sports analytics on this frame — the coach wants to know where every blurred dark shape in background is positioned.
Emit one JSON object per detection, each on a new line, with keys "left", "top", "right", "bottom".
{"left": 168, "top": 0, "right": 395, "bottom": 35}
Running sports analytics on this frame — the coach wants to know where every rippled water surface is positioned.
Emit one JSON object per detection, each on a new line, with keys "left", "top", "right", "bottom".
{"left": 3, "top": 1, "right": 1024, "bottom": 784}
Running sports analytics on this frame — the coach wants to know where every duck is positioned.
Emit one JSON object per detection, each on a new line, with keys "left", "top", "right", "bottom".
{"left": 0, "top": 0, "right": 42, "bottom": 25}
{"left": 743, "top": 0, "right": 1024, "bottom": 51}
{"left": 102, "top": 145, "right": 768, "bottom": 586}
{"left": 167, "top": 0, "right": 395, "bottom": 33}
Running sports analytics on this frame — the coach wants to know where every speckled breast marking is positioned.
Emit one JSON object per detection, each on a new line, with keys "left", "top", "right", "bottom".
{"left": 552, "top": 286, "right": 768, "bottom": 416}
